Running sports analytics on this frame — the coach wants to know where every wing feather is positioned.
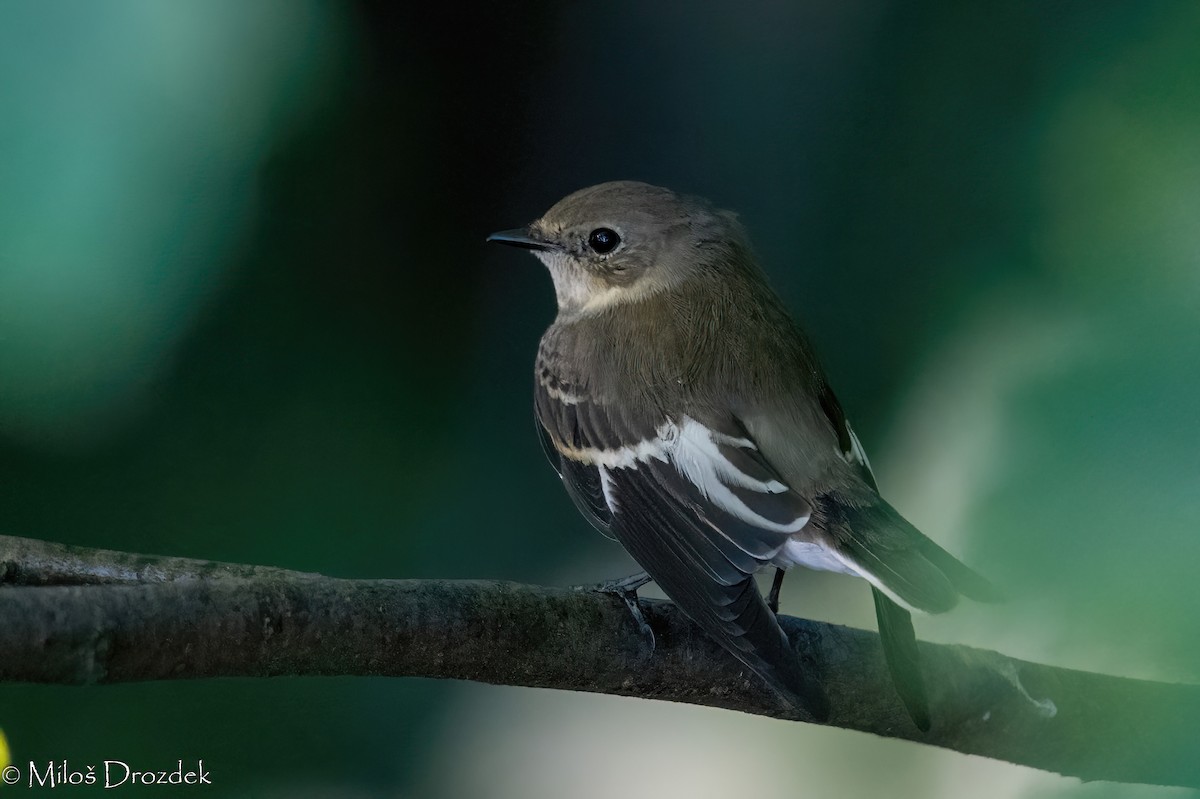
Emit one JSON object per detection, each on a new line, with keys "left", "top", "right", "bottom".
{"left": 533, "top": 376, "right": 826, "bottom": 717}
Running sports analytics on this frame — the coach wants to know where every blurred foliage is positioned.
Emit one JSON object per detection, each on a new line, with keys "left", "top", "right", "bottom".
{"left": 1, "top": 1, "right": 1198, "bottom": 797}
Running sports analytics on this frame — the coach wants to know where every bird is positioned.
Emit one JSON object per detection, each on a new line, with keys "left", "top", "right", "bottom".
{"left": 487, "top": 181, "right": 999, "bottom": 728}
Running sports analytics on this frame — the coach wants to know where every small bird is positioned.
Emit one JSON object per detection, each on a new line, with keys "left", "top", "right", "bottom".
{"left": 488, "top": 181, "right": 999, "bottom": 728}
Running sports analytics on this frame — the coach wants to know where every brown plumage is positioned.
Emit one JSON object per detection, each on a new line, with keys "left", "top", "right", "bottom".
{"left": 490, "top": 181, "right": 1000, "bottom": 728}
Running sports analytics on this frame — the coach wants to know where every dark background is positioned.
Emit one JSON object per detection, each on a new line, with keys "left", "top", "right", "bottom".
{"left": 2, "top": 2, "right": 1198, "bottom": 796}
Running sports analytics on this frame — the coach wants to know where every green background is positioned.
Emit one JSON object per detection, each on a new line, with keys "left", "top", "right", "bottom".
{"left": 1, "top": 1, "right": 1198, "bottom": 796}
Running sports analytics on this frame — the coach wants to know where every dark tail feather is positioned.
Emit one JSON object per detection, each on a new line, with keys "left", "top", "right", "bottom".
{"left": 917, "top": 537, "right": 1005, "bottom": 603}
{"left": 832, "top": 497, "right": 1003, "bottom": 610}
{"left": 872, "top": 587, "right": 930, "bottom": 732}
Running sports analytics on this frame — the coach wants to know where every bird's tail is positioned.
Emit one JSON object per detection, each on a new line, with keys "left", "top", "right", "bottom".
{"left": 872, "top": 588, "right": 930, "bottom": 731}
{"left": 829, "top": 498, "right": 1002, "bottom": 614}
{"left": 820, "top": 497, "right": 1001, "bottom": 729}
{"left": 915, "top": 531, "right": 1005, "bottom": 604}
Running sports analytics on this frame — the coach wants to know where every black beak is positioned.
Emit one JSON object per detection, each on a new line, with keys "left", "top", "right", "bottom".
{"left": 486, "top": 228, "right": 558, "bottom": 252}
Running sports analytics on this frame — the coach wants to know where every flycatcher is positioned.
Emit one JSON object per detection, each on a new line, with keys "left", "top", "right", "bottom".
{"left": 488, "top": 181, "right": 998, "bottom": 728}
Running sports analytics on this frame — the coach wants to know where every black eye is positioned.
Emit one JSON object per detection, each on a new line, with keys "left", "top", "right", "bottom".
{"left": 587, "top": 227, "right": 620, "bottom": 254}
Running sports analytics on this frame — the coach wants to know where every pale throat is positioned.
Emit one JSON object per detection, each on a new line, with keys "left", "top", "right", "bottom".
{"left": 535, "top": 251, "right": 659, "bottom": 318}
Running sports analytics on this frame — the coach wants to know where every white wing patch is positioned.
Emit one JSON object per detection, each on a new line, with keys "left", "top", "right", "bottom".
{"left": 543, "top": 384, "right": 584, "bottom": 405}
{"left": 597, "top": 465, "right": 618, "bottom": 511}
{"left": 668, "top": 420, "right": 789, "bottom": 494}
{"left": 536, "top": 370, "right": 585, "bottom": 405}
{"left": 553, "top": 436, "right": 669, "bottom": 469}
{"left": 666, "top": 418, "right": 809, "bottom": 533}
{"left": 844, "top": 422, "right": 875, "bottom": 477}
{"left": 551, "top": 415, "right": 810, "bottom": 534}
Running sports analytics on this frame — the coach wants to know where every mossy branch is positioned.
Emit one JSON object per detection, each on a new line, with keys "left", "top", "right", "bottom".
{"left": 1, "top": 535, "right": 1197, "bottom": 788}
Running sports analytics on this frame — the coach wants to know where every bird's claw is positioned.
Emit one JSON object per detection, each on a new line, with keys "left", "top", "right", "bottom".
{"left": 587, "top": 571, "right": 653, "bottom": 595}
{"left": 576, "top": 572, "right": 656, "bottom": 654}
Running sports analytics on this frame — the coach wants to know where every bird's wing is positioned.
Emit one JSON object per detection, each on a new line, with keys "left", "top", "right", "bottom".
{"left": 817, "top": 382, "right": 879, "bottom": 491}
{"left": 535, "top": 379, "right": 827, "bottom": 718}
{"left": 536, "top": 418, "right": 614, "bottom": 537}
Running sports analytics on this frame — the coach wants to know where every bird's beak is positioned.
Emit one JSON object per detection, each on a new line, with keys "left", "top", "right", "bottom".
{"left": 486, "top": 228, "right": 559, "bottom": 252}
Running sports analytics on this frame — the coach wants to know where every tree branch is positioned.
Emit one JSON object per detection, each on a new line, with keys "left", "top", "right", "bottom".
{"left": 1, "top": 535, "right": 1196, "bottom": 788}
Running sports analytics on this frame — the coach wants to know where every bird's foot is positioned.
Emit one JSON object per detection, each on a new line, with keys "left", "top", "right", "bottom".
{"left": 576, "top": 571, "right": 655, "bottom": 654}
{"left": 588, "top": 571, "right": 653, "bottom": 595}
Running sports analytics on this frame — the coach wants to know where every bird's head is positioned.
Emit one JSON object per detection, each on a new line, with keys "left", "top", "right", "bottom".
{"left": 488, "top": 181, "right": 749, "bottom": 317}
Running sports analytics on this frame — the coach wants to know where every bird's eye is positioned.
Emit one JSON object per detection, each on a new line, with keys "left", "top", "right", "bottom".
{"left": 587, "top": 228, "right": 620, "bottom": 254}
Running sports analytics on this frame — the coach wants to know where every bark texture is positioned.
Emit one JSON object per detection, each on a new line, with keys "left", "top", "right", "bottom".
{"left": 1, "top": 535, "right": 1197, "bottom": 788}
